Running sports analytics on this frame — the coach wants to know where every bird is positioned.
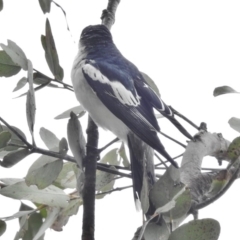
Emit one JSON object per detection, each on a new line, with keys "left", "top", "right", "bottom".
{"left": 71, "top": 24, "right": 192, "bottom": 205}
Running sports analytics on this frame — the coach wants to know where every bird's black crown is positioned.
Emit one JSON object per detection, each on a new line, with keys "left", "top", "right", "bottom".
{"left": 80, "top": 24, "right": 113, "bottom": 46}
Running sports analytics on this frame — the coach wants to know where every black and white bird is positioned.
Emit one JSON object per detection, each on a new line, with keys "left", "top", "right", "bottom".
{"left": 71, "top": 24, "right": 192, "bottom": 203}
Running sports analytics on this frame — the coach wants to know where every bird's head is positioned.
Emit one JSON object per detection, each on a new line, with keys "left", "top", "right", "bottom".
{"left": 80, "top": 24, "right": 113, "bottom": 47}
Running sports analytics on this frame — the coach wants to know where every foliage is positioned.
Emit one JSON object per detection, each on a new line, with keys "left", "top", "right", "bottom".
{"left": 0, "top": 1, "right": 240, "bottom": 240}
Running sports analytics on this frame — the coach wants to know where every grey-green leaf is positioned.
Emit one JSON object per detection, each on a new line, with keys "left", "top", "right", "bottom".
{"left": 118, "top": 142, "right": 130, "bottom": 167}
{"left": 54, "top": 162, "right": 77, "bottom": 189}
{"left": 141, "top": 72, "right": 161, "bottom": 97}
{"left": 0, "top": 131, "right": 11, "bottom": 149}
{"left": 38, "top": 0, "right": 52, "bottom": 14}
{"left": 0, "top": 220, "right": 6, "bottom": 237}
{"left": 228, "top": 117, "right": 240, "bottom": 133}
{"left": 51, "top": 199, "right": 82, "bottom": 231}
{"left": 54, "top": 105, "right": 85, "bottom": 120}
{"left": 41, "top": 19, "right": 64, "bottom": 81}
{"left": 59, "top": 137, "right": 68, "bottom": 155}
{"left": 1, "top": 149, "right": 30, "bottom": 168}
{"left": 0, "top": 0, "right": 3, "bottom": 12}
{"left": 13, "top": 77, "right": 27, "bottom": 92}
{"left": 213, "top": 85, "right": 239, "bottom": 97}
{"left": 100, "top": 148, "right": 120, "bottom": 165}
{"left": 169, "top": 219, "right": 220, "bottom": 240}
{"left": 39, "top": 127, "right": 59, "bottom": 150}
{"left": 33, "top": 71, "right": 58, "bottom": 88}
{"left": 33, "top": 207, "right": 60, "bottom": 240}
{"left": 26, "top": 60, "right": 36, "bottom": 143}
{"left": 26, "top": 155, "right": 63, "bottom": 189}
{"left": 0, "top": 40, "right": 28, "bottom": 70}
{"left": 0, "top": 125, "right": 26, "bottom": 151}
{"left": 67, "top": 112, "right": 86, "bottom": 169}
{"left": 21, "top": 212, "right": 44, "bottom": 240}
{"left": 0, "top": 50, "right": 21, "bottom": 77}
{"left": 1, "top": 210, "right": 35, "bottom": 221}
{"left": 0, "top": 180, "right": 69, "bottom": 207}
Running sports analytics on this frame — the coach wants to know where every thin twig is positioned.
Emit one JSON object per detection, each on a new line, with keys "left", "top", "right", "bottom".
{"left": 154, "top": 153, "right": 168, "bottom": 168}
{"left": 96, "top": 185, "right": 132, "bottom": 196}
{"left": 155, "top": 153, "right": 183, "bottom": 167}
{"left": 96, "top": 165, "right": 131, "bottom": 178}
{"left": 98, "top": 137, "right": 119, "bottom": 153}
{"left": 0, "top": 116, "right": 32, "bottom": 148}
{"left": 159, "top": 131, "right": 186, "bottom": 148}
{"left": 97, "top": 162, "right": 130, "bottom": 171}
{"left": 33, "top": 68, "right": 74, "bottom": 91}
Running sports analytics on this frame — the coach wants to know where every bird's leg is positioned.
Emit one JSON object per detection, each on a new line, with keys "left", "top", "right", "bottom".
{"left": 86, "top": 137, "right": 119, "bottom": 161}
{"left": 169, "top": 106, "right": 205, "bottom": 131}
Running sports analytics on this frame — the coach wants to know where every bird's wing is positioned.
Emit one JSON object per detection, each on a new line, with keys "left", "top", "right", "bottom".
{"left": 81, "top": 59, "right": 164, "bottom": 149}
{"left": 134, "top": 73, "right": 193, "bottom": 140}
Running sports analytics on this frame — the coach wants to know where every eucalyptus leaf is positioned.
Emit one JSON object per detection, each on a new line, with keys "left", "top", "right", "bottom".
{"left": 26, "top": 60, "right": 36, "bottom": 142}
{"left": 206, "top": 170, "right": 230, "bottom": 198}
{"left": 67, "top": 112, "right": 85, "bottom": 168}
{"left": 118, "top": 142, "right": 130, "bottom": 167}
{"left": 51, "top": 199, "right": 82, "bottom": 231}
{"left": 141, "top": 72, "right": 160, "bottom": 97}
{"left": 33, "top": 207, "right": 60, "bottom": 240}
{"left": 59, "top": 137, "right": 68, "bottom": 155}
{"left": 1, "top": 125, "right": 26, "bottom": 151}
{"left": 14, "top": 215, "right": 28, "bottom": 240}
{"left": 0, "top": 50, "right": 21, "bottom": 77}
{"left": 13, "top": 77, "right": 27, "bottom": 92}
{"left": 227, "top": 136, "right": 240, "bottom": 162}
{"left": 33, "top": 71, "right": 59, "bottom": 88}
{"left": 1, "top": 149, "right": 30, "bottom": 168}
{"left": 41, "top": 19, "right": 64, "bottom": 81}
{"left": 149, "top": 167, "right": 190, "bottom": 220}
{"left": 213, "top": 85, "right": 239, "bottom": 97}
{"left": 38, "top": 0, "right": 52, "bottom": 14}
{"left": 100, "top": 148, "right": 120, "bottom": 165}
{"left": 54, "top": 105, "right": 85, "bottom": 120}
{"left": 0, "top": 131, "right": 11, "bottom": 149}
{"left": 17, "top": 204, "right": 44, "bottom": 240}
{"left": 0, "top": 40, "right": 28, "bottom": 70}
{"left": 169, "top": 219, "right": 220, "bottom": 240}
{"left": 1, "top": 210, "right": 35, "bottom": 221}
{"left": 0, "top": 180, "right": 69, "bottom": 207}
{"left": 0, "top": 220, "right": 6, "bottom": 237}
{"left": 54, "top": 162, "right": 77, "bottom": 189}
{"left": 0, "top": 178, "right": 23, "bottom": 185}
{"left": 0, "top": 0, "right": 3, "bottom": 12}
{"left": 228, "top": 117, "right": 240, "bottom": 133}
{"left": 39, "top": 127, "right": 59, "bottom": 150}
{"left": 26, "top": 155, "right": 63, "bottom": 189}
{"left": 144, "top": 221, "right": 169, "bottom": 240}
{"left": 96, "top": 166, "right": 116, "bottom": 191}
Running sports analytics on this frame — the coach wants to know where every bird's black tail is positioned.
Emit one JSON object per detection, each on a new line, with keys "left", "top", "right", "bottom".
{"left": 127, "top": 134, "right": 156, "bottom": 209}
{"left": 127, "top": 135, "right": 143, "bottom": 205}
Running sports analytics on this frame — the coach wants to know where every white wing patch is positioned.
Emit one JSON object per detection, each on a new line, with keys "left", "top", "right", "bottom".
{"left": 83, "top": 62, "right": 141, "bottom": 106}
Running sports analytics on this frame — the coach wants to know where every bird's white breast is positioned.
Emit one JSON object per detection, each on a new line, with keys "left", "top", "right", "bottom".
{"left": 71, "top": 51, "right": 129, "bottom": 142}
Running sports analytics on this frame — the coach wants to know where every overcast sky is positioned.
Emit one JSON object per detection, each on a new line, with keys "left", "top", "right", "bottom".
{"left": 1, "top": 1, "right": 240, "bottom": 239}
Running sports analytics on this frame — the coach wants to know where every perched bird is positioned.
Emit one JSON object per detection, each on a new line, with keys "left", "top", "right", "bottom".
{"left": 71, "top": 24, "right": 192, "bottom": 204}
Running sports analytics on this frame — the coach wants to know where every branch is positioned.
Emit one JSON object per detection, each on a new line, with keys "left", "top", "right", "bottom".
{"left": 82, "top": 117, "right": 99, "bottom": 240}
{"left": 96, "top": 185, "right": 132, "bottom": 196}
{"left": 101, "top": 0, "right": 121, "bottom": 30}
{"left": 159, "top": 131, "right": 186, "bottom": 148}
{"left": 33, "top": 68, "right": 74, "bottom": 92}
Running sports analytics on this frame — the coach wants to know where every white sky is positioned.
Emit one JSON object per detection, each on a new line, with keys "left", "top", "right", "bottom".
{"left": 1, "top": 0, "right": 240, "bottom": 239}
